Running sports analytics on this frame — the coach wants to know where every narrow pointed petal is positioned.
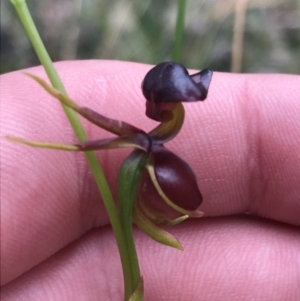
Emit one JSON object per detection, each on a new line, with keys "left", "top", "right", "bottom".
{"left": 138, "top": 196, "right": 188, "bottom": 225}
{"left": 167, "top": 215, "right": 189, "bottom": 226}
{"left": 76, "top": 133, "right": 150, "bottom": 152}
{"left": 6, "top": 136, "right": 79, "bottom": 151}
{"left": 77, "top": 107, "right": 144, "bottom": 136}
{"left": 25, "top": 73, "right": 143, "bottom": 136}
{"left": 133, "top": 202, "right": 183, "bottom": 250}
{"left": 7, "top": 134, "right": 150, "bottom": 153}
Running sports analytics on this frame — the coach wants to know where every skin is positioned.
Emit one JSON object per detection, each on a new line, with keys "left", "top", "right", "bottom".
{"left": 1, "top": 60, "right": 300, "bottom": 300}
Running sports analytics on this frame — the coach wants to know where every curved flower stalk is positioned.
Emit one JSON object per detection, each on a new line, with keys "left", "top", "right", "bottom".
{"left": 7, "top": 62, "right": 213, "bottom": 299}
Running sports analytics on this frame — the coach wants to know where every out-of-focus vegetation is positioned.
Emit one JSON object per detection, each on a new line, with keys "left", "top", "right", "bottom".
{"left": 1, "top": 0, "right": 300, "bottom": 74}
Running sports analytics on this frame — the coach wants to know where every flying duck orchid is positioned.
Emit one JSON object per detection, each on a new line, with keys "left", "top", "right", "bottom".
{"left": 8, "top": 62, "right": 213, "bottom": 250}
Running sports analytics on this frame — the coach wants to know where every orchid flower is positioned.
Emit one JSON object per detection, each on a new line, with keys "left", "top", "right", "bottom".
{"left": 8, "top": 62, "right": 213, "bottom": 250}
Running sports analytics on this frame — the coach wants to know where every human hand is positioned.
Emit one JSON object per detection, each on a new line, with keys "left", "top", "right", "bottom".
{"left": 1, "top": 61, "right": 300, "bottom": 300}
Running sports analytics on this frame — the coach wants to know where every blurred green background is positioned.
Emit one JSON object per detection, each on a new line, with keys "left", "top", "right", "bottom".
{"left": 1, "top": 0, "right": 300, "bottom": 74}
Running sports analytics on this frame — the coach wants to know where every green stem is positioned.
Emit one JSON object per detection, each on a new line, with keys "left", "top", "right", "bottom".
{"left": 10, "top": 1, "right": 134, "bottom": 299}
{"left": 172, "top": 0, "right": 187, "bottom": 62}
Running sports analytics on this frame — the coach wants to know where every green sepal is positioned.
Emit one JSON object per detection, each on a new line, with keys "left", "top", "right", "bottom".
{"left": 118, "top": 150, "right": 148, "bottom": 296}
{"left": 133, "top": 200, "right": 183, "bottom": 250}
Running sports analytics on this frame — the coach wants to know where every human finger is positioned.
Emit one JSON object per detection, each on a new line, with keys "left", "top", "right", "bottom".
{"left": 1, "top": 61, "right": 299, "bottom": 285}
{"left": 1, "top": 217, "right": 300, "bottom": 300}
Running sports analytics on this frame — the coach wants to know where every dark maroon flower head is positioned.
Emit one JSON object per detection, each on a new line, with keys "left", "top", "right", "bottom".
{"left": 142, "top": 62, "right": 213, "bottom": 121}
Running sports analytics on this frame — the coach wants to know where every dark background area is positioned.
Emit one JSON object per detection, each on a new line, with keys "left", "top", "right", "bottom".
{"left": 1, "top": 0, "right": 300, "bottom": 74}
